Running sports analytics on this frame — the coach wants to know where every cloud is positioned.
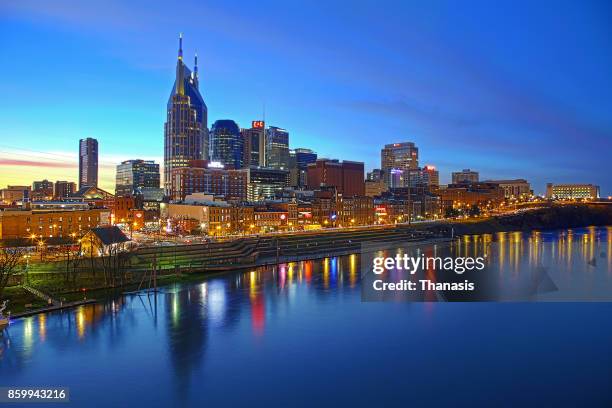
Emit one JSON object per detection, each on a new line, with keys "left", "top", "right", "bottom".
{"left": 0, "top": 159, "right": 73, "bottom": 168}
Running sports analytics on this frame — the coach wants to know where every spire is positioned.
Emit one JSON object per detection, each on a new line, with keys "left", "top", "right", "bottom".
{"left": 193, "top": 52, "right": 199, "bottom": 89}
{"left": 178, "top": 32, "right": 183, "bottom": 61}
{"left": 175, "top": 33, "right": 185, "bottom": 95}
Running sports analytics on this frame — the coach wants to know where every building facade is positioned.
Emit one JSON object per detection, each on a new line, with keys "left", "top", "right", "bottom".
{"left": 54, "top": 181, "right": 77, "bottom": 200}
{"left": 0, "top": 207, "right": 110, "bottom": 239}
{"left": 381, "top": 142, "right": 419, "bottom": 187}
{"left": 545, "top": 183, "right": 600, "bottom": 200}
{"left": 210, "top": 119, "right": 243, "bottom": 169}
{"left": 266, "top": 127, "right": 290, "bottom": 170}
{"left": 452, "top": 169, "right": 479, "bottom": 184}
{"left": 241, "top": 121, "right": 266, "bottom": 168}
{"left": 32, "top": 180, "right": 54, "bottom": 201}
{"left": 79, "top": 137, "right": 98, "bottom": 189}
{"left": 115, "top": 160, "right": 161, "bottom": 197}
{"left": 484, "top": 179, "right": 531, "bottom": 198}
{"left": 306, "top": 159, "right": 365, "bottom": 196}
{"left": 170, "top": 161, "right": 249, "bottom": 202}
{"left": 164, "top": 35, "right": 208, "bottom": 194}
{"left": 247, "top": 167, "right": 289, "bottom": 201}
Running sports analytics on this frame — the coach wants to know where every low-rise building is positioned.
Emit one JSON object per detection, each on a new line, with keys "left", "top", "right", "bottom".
{"left": 0, "top": 206, "right": 111, "bottom": 240}
{"left": 484, "top": 179, "right": 531, "bottom": 198}
{"left": 545, "top": 183, "right": 600, "bottom": 200}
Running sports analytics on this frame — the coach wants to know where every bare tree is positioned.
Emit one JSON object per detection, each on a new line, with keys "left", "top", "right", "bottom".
{"left": 0, "top": 247, "right": 24, "bottom": 299}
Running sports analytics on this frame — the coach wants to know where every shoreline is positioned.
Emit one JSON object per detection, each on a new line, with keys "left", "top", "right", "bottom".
{"left": 4, "top": 204, "right": 611, "bottom": 318}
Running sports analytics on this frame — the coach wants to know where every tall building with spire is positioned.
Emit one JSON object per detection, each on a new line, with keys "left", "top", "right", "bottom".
{"left": 164, "top": 34, "right": 208, "bottom": 194}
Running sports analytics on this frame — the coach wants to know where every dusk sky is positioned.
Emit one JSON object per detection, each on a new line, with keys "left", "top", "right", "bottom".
{"left": 1, "top": 0, "right": 611, "bottom": 194}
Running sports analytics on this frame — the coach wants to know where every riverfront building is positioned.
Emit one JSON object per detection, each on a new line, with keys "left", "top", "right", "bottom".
{"left": 545, "top": 183, "right": 600, "bottom": 200}
{"left": 164, "top": 34, "right": 208, "bottom": 194}
{"left": 484, "top": 179, "right": 531, "bottom": 198}
{"left": 0, "top": 206, "right": 111, "bottom": 240}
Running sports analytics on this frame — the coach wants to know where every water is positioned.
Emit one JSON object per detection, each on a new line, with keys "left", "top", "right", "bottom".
{"left": 1, "top": 227, "right": 611, "bottom": 407}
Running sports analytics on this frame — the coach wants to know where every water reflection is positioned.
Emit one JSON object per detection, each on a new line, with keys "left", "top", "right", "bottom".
{"left": 0, "top": 227, "right": 610, "bottom": 404}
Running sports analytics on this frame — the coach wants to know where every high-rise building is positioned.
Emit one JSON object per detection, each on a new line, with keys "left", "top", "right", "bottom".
{"left": 54, "top": 181, "right": 76, "bottom": 199}
{"left": 170, "top": 160, "right": 249, "bottom": 201}
{"left": 210, "top": 120, "right": 243, "bottom": 169}
{"left": 307, "top": 159, "right": 365, "bottom": 196}
{"left": 266, "top": 126, "right": 289, "bottom": 170}
{"left": 242, "top": 121, "right": 266, "bottom": 168}
{"left": 408, "top": 165, "right": 439, "bottom": 190}
{"left": 247, "top": 167, "right": 289, "bottom": 201}
{"left": 381, "top": 142, "right": 418, "bottom": 186}
{"left": 79, "top": 137, "right": 98, "bottom": 189}
{"left": 164, "top": 34, "right": 208, "bottom": 194}
{"left": 115, "top": 160, "right": 161, "bottom": 197}
{"left": 32, "top": 180, "right": 54, "bottom": 200}
{"left": 367, "top": 169, "right": 385, "bottom": 182}
{"left": 289, "top": 148, "right": 317, "bottom": 187}
{"left": 452, "top": 169, "right": 479, "bottom": 184}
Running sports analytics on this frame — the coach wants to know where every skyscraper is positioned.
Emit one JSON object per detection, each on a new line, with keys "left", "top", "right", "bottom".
{"left": 266, "top": 126, "right": 290, "bottom": 170}
{"left": 241, "top": 120, "right": 266, "bottom": 168}
{"left": 210, "top": 120, "right": 243, "bottom": 169}
{"left": 291, "top": 148, "right": 317, "bottom": 187}
{"left": 115, "top": 160, "right": 161, "bottom": 197}
{"left": 381, "top": 142, "right": 418, "bottom": 187}
{"left": 79, "top": 137, "right": 98, "bottom": 189}
{"left": 164, "top": 34, "right": 208, "bottom": 194}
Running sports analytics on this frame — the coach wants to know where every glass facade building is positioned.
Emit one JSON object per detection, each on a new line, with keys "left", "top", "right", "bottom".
{"left": 266, "top": 127, "right": 290, "bottom": 170}
{"left": 164, "top": 35, "right": 208, "bottom": 194}
{"left": 115, "top": 160, "right": 161, "bottom": 197}
{"left": 79, "top": 137, "right": 98, "bottom": 189}
{"left": 210, "top": 119, "right": 244, "bottom": 169}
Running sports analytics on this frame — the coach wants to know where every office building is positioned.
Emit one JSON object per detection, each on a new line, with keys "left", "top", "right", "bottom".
{"left": 164, "top": 34, "right": 208, "bottom": 194}
{"left": 247, "top": 167, "right": 289, "bottom": 201}
{"left": 545, "top": 183, "right": 600, "bottom": 200}
{"left": 1, "top": 186, "right": 31, "bottom": 205}
{"left": 452, "top": 169, "right": 479, "bottom": 184}
{"left": 54, "top": 181, "right": 77, "bottom": 199}
{"left": 381, "top": 142, "right": 418, "bottom": 186}
{"left": 210, "top": 119, "right": 243, "bottom": 169}
{"left": 306, "top": 159, "right": 365, "bottom": 196}
{"left": 115, "top": 160, "right": 161, "bottom": 197}
{"left": 485, "top": 179, "right": 531, "bottom": 198}
{"left": 79, "top": 137, "right": 98, "bottom": 189}
{"left": 170, "top": 160, "right": 249, "bottom": 201}
{"left": 266, "top": 126, "right": 290, "bottom": 170}
{"left": 242, "top": 121, "right": 266, "bottom": 168}
{"left": 289, "top": 148, "right": 317, "bottom": 187}
{"left": 32, "top": 180, "right": 54, "bottom": 201}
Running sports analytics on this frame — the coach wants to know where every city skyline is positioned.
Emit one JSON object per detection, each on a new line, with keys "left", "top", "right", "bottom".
{"left": 1, "top": 1, "right": 611, "bottom": 195}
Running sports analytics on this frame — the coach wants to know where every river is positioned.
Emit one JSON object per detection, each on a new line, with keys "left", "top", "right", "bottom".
{"left": 1, "top": 227, "right": 611, "bottom": 407}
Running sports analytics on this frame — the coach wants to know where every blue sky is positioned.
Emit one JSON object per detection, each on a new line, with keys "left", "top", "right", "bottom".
{"left": 0, "top": 0, "right": 611, "bottom": 194}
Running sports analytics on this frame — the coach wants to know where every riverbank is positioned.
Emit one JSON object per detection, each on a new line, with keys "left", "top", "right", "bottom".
{"left": 3, "top": 203, "right": 610, "bottom": 316}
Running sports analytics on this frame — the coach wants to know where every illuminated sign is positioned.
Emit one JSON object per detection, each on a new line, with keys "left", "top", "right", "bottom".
{"left": 208, "top": 161, "right": 224, "bottom": 169}
{"left": 252, "top": 120, "right": 265, "bottom": 129}
{"left": 280, "top": 214, "right": 287, "bottom": 220}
